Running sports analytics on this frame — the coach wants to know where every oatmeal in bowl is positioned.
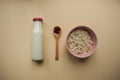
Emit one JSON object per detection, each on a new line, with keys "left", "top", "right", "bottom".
{"left": 66, "top": 26, "right": 97, "bottom": 58}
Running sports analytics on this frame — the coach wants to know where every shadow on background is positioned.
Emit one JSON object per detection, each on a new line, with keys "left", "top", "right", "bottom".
{"left": 32, "top": 60, "right": 44, "bottom": 65}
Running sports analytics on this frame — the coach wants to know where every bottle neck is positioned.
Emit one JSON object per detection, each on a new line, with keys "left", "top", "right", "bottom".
{"left": 33, "top": 21, "right": 43, "bottom": 32}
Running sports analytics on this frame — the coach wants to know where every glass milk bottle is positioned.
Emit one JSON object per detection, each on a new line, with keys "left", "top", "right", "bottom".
{"left": 32, "top": 17, "right": 43, "bottom": 61}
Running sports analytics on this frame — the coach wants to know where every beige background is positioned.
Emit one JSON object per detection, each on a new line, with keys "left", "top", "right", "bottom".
{"left": 0, "top": 0, "right": 120, "bottom": 80}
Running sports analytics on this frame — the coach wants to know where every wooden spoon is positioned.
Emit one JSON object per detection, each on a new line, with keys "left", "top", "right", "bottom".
{"left": 53, "top": 26, "right": 62, "bottom": 60}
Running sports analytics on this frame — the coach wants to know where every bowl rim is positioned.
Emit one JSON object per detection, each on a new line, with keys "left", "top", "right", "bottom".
{"left": 66, "top": 26, "right": 97, "bottom": 58}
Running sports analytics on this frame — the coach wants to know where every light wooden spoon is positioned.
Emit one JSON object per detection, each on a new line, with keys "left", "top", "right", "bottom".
{"left": 53, "top": 26, "right": 61, "bottom": 60}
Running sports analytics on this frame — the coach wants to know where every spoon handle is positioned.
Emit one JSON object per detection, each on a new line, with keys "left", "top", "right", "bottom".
{"left": 55, "top": 38, "right": 59, "bottom": 60}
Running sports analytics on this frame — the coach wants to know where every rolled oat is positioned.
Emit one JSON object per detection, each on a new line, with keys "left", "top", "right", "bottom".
{"left": 68, "top": 29, "right": 93, "bottom": 54}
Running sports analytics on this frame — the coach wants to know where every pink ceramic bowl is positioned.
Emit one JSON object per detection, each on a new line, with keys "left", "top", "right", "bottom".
{"left": 66, "top": 26, "right": 97, "bottom": 58}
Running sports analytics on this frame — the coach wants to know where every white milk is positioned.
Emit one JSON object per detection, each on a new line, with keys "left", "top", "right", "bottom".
{"left": 32, "top": 19, "right": 43, "bottom": 61}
